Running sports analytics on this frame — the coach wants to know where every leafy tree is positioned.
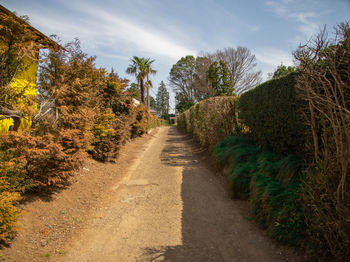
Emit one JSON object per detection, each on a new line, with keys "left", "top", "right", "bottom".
{"left": 170, "top": 56, "right": 203, "bottom": 114}
{"left": 175, "top": 92, "right": 194, "bottom": 113}
{"left": 126, "top": 56, "right": 156, "bottom": 106}
{"left": 271, "top": 64, "right": 295, "bottom": 79}
{"left": 156, "top": 81, "right": 169, "bottom": 119}
{"left": 169, "top": 55, "right": 196, "bottom": 104}
{"left": 38, "top": 39, "right": 102, "bottom": 152}
{"left": 207, "top": 60, "right": 234, "bottom": 96}
{"left": 149, "top": 95, "right": 156, "bottom": 109}
{"left": 127, "top": 82, "right": 140, "bottom": 100}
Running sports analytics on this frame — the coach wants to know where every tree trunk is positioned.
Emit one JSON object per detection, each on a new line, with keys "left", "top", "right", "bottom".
{"left": 12, "top": 116, "right": 21, "bottom": 131}
{"left": 0, "top": 106, "right": 22, "bottom": 132}
{"left": 147, "top": 86, "right": 150, "bottom": 111}
{"left": 140, "top": 78, "right": 145, "bottom": 104}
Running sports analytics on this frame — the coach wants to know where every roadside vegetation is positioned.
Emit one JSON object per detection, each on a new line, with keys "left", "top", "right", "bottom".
{"left": 0, "top": 12, "right": 166, "bottom": 241}
{"left": 178, "top": 23, "right": 350, "bottom": 261}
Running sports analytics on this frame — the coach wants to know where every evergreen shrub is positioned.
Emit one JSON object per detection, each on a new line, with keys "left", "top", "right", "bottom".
{"left": 177, "top": 96, "right": 242, "bottom": 151}
{"left": 237, "top": 73, "right": 307, "bottom": 156}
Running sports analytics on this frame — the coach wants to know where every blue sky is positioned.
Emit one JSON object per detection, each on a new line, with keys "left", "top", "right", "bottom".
{"left": 1, "top": 0, "right": 349, "bottom": 111}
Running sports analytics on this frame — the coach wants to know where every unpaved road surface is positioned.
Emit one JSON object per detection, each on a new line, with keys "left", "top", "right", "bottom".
{"left": 61, "top": 126, "right": 300, "bottom": 262}
{"left": 2, "top": 126, "right": 300, "bottom": 261}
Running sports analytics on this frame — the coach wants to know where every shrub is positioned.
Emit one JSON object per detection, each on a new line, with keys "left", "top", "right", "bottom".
{"left": 250, "top": 173, "right": 304, "bottom": 245}
{"left": 237, "top": 73, "right": 307, "bottom": 156}
{"left": 213, "top": 135, "right": 305, "bottom": 245}
{"left": 178, "top": 96, "right": 243, "bottom": 151}
{"left": 0, "top": 191, "right": 20, "bottom": 241}
{"left": 148, "top": 115, "right": 169, "bottom": 129}
{"left": 0, "top": 166, "right": 21, "bottom": 241}
{"left": 0, "top": 132, "right": 77, "bottom": 192}
{"left": 213, "top": 136, "right": 259, "bottom": 167}
{"left": 230, "top": 162, "right": 257, "bottom": 198}
{"left": 131, "top": 104, "right": 148, "bottom": 138}
{"left": 90, "top": 110, "right": 118, "bottom": 161}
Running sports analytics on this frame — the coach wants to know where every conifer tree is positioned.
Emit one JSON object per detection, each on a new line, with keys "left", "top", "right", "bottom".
{"left": 155, "top": 81, "right": 169, "bottom": 119}
{"left": 207, "top": 60, "right": 234, "bottom": 96}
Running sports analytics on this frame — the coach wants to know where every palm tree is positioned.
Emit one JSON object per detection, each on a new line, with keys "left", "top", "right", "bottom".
{"left": 145, "top": 78, "right": 153, "bottom": 110}
{"left": 126, "top": 56, "right": 156, "bottom": 107}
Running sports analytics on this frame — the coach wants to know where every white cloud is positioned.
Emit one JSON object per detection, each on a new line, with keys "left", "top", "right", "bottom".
{"left": 265, "top": 0, "right": 320, "bottom": 38}
{"left": 294, "top": 12, "right": 319, "bottom": 36}
{"left": 254, "top": 48, "right": 294, "bottom": 79}
{"left": 60, "top": 2, "right": 197, "bottom": 62}
{"left": 95, "top": 12, "right": 196, "bottom": 60}
{"left": 255, "top": 48, "right": 294, "bottom": 67}
{"left": 265, "top": 0, "right": 289, "bottom": 16}
{"left": 27, "top": 1, "right": 197, "bottom": 62}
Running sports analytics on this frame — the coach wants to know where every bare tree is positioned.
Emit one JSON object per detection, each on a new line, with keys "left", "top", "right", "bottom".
{"left": 193, "top": 56, "right": 213, "bottom": 99}
{"left": 294, "top": 23, "right": 350, "bottom": 202}
{"left": 294, "top": 22, "right": 350, "bottom": 260}
{"left": 214, "top": 46, "right": 262, "bottom": 94}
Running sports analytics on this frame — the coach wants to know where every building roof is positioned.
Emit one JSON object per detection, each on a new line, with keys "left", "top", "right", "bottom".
{"left": 149, "top": 108, "right": 158, "bottom": 116}
{"left": 0, "top": 4, "right": 63, "bottom": 50}
{"left": 132, "top": 98, "right": 140, "bottom": 106}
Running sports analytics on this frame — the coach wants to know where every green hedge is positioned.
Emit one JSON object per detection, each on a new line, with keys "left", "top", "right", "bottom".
{"left": 177, "top": 96, "right": 243, "bottom": 151}
{"left": 237, "top": 73, "right": 307, "bottom": 156}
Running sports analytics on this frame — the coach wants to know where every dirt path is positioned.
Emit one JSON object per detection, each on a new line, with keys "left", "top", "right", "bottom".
{"left": 61, "top": 126, "right": 300, "bottom": 261}
{"left": 2, "top": 126, "right": 300, "bottom": 261}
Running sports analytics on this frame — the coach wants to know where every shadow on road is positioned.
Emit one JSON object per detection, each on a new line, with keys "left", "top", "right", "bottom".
{"left": 139, "top": 126, "right": 300, "bottom": 262}
{"left": 139, "top": 126, "right": 245, "bottom": 261}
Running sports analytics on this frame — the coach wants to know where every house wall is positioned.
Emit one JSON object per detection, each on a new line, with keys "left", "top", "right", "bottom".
{"left": 0, "top": 52, "right": 38, "bottom": 132}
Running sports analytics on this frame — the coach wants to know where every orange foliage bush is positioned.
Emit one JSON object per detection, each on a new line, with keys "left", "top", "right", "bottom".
{"left": 0, "top": 190, "right": 20, "bottom": 241}
{"left": 0, "top": 132, "right": 78, "bottom": 192}
{"left": 131, "top": 104, "right": 148, "bottom": 138}
{"left": 0, "top": 165, "right": 20, "bottom": 241}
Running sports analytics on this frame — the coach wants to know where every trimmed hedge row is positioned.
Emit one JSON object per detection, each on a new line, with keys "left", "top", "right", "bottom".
{"left": 237, "top": 72, "right": 307, "bottom": 156}
{"left": 177, "top": 96, "right": 243, "bottom": 151}
{"left": 177, "top": 73, "right": 307, "bottom": 247}
{"left": 177, "top": 73, "right": 307, "bottom": 157}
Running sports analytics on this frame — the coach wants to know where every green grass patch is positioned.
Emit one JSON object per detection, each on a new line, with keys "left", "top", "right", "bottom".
{"left": 213, "top": 135, "right": 305, "bottom": 245}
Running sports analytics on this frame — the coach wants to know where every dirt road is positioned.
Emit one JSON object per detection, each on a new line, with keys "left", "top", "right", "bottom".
{"left": 2, "top": 126, "right": 300, "bottom": 261}
{"left": 59, "top": 126, "right": 299, "bottom": 262}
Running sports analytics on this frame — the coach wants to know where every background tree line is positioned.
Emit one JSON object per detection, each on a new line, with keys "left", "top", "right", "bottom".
{"left": 169, "top": 46, "right": 262, "bottom": 113}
